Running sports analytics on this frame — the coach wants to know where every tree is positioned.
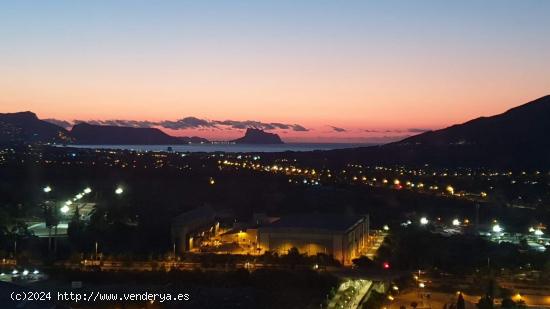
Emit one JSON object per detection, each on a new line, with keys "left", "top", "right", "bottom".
{"left": 501, "top": 298, "right": 515, "bottom": 308}
{"left": 352, "top": 255, "right": 376, "bottom": 269}
{"left": 42, "top": 203, "right": 59, "bottom": 254}
{"left": 457, "top": 293, "right": 465, "bottom": 309}
{"left": 284, "top": 247, "right": 303, "bottom": 268}
{"left": 361, "top": 291, "right": 385, "bottom": 309}
{"left": 476, "top": 295, "right": 493, "bottom": 309}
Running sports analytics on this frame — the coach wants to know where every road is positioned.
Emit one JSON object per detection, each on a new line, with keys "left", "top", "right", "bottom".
{"left": 327, "top": 279, "right": 373, "bottom": 309}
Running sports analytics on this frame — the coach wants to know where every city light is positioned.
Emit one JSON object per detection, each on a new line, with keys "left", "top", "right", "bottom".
{"left": 419, "top": 282, "right": 425, "bottom": 288}
{"left": 492, "top": 224, "right": 503, "bottom": 233}
{"left": 65, "top": 200, "right": 73, "bottom": 206}
{"left": 75, "top": 193, "right": 83, "bottom": 200}
{"left": 115, "top": 187, "right": 124, "bottom": 195}
{"left": 452, "top": 219, "right": 461, "bottom": 226}
{"left": 534, "top": 229, "right": 544, "bottom": 236}
{"left": 60, "top": 205, "right": 70, "bottom": 213}
{"left": 420, "top": 217, "right": 429, "bottom": 225}
{"left": 446, "top": 185, "right": 454, "bottom": 195}
{"left": 383, "top": 225, "right": 390, "bottom": 231}
{"left": 43, "top": 186, "right": 52, "bottom": 193}
{"left": 22, "top": 270, "right": 29, "bottom": 276}
{"left": 84, "top": 187, "right": 92, "bottom": 194}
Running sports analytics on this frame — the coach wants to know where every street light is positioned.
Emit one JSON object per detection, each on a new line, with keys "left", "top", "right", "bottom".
{"left": 43, "top": 186, "right": 52, "bottom": 193}
{"left": 115, "top": 187, "right": 124, "bottom": 195}
{"left": 446, "top": 185, "right": 455, "bottom": 195}
{"left": 60, "top": 205, "right": 70, "bottom": 214}
{"left": 492, "top": 224, "right": 503, "bottom": 233}
{"left": 83, "top": 187, "right": 92, "bottom": 194}
{"left": 452, "top": 219, "right": 461, "bottom": 226}
{"left": 420, "top": 217, "right": 429, "bottom": 225}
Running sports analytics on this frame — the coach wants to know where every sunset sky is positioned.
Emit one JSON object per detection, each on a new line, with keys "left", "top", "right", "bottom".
{"left": 1, "top": 1, "right": 549, "bottom": 142}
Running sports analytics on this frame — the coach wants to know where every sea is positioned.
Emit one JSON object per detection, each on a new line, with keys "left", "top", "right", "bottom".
{"left": 65, "top": 143, "right": 374, "bottom": 153}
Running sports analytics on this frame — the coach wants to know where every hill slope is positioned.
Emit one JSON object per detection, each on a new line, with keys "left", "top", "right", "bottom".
{"left": 0, "top": 112, "right": 72, "bottom": 144}
{"left": 70, "top": 123, "right": 208, "bottom": 145}
{"left": 396, "top": 95, "right": 550, "bottom": 147}
{"left": 299, "top": 95, "right": 550, "bottom": 168}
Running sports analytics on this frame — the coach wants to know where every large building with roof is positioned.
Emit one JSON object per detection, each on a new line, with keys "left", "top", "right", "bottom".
{"left": 171, "top": 206, "right": 219, "bottom": 252}
{"left": 258, "top": 214, "right": 370, "bottom": 265}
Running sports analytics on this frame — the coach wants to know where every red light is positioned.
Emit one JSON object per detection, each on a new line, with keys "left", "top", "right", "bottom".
{"left": 383, "top": 262, "right": 390, "bottom": 269}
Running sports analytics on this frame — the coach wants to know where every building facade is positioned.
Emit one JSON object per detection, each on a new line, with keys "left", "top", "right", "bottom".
{"left": 258, "top": 214, "right": 369, "bottom": 265}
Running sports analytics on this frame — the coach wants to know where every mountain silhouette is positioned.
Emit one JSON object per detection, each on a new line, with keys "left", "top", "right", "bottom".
{"left": 232, "top": 128, "right": 284, "bottom": 144}
{"left": 0, "top": 111, "right": 72, "bottom": 144}
{"left": 395, "top": 94, "right": 550, "bottom": 147}
{"left": 70, "top": 123, "right": 208, "bottom": 145}
{"left": 299, "top": 95, "right": 550, "bottom": 168}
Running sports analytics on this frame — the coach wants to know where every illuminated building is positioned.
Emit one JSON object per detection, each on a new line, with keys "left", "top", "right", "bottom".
{"left": 258, "top": 214, "right": 370, "bottom": 265}
{"left": 171, "top": 206, "right": 219, "bottom": 252}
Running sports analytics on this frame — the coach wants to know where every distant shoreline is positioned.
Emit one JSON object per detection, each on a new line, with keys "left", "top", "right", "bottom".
{"left": 58, "top": 143, "right": 376, "bottom": 153}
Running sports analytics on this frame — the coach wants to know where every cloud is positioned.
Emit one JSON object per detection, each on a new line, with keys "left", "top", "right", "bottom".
{"left": 73, "top": 119, "right": 154, "bottom": 128}
{"left": 44, "top": 118, "right": 72, "bottom": 129}
{"left": 160, "top": 117, "right": 217, "bottom": 130}
{"left": 329, "top": 126, "right": 347, "bottom": 132}
{"left": 363, "top": 128, "right": 431, "bottom": 133}
{"left": 408, "top": 128, "right": 431, "bottom": 133}
{"left": 57, "top": 117, "right": 309, "bottom": 132}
